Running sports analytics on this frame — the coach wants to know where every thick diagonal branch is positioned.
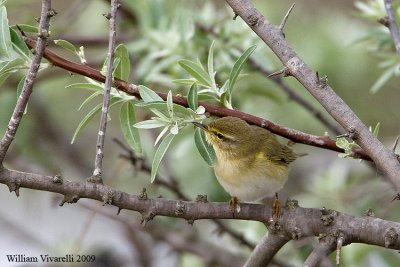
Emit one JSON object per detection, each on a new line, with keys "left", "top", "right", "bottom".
{"left": 23, "top": 37, "right": 372, "bottom": 161}
{"left": 225, "top": 0, "right": 400, "bottom": 192}
{"left": 384, "top": 0, "right": 400, "bottom": 56}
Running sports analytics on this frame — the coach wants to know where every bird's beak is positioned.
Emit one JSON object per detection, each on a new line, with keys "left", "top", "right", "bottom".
{"left": 192, "top": 122, "right": 209, "bottom": 132}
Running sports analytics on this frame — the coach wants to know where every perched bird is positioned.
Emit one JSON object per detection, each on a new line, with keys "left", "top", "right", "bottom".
{"left": 193, "top": 116, "right": 297, "bottom": 215}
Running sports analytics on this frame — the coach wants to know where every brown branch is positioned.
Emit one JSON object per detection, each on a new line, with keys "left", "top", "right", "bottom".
{"left": 2, "top": 167, "right": 400, "bottom": 256}
{"left": 22, "top": 37, "right": 372, "bottom": 161}
{"left": 303, "top": 237, "right": 336, "bottom": 267}
{"left": 0, "top": 0, "right": 53, "bottom": 163}
{"left": 244, "top": 232, "right": 290, "bottom": 267}
{"left": 224, "top": 0, "right": 400, "bottom": 192}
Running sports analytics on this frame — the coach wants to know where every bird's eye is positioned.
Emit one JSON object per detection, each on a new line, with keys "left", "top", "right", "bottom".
{"left": 216, "top": 133, "right": 224, "bottom": 140}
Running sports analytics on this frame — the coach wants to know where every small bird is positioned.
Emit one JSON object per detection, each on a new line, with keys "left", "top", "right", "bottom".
{"left": 193, "top": 116, "right": 297, "bottom": 216}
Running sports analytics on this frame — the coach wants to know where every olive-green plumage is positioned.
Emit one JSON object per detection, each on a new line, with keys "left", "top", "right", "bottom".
{"left": 195, "top": 116, "right": 297, "bottom": 202}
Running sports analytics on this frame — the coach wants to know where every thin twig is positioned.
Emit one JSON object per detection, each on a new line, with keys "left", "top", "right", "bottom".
{"left": 279, "top": 3, "right": 295, "bottom": 32}
{"left": 244, "top": 233, "right": 290, "bottom": 267}
{"left": 0, "top": 0, "right": 53, "bottom": 164}
{"left": 336, "top": 235, "right": 344, "bottom": 266}
{"left": 384, "top": 0, "right": 400, "bottom": 56}
{"left": 92, "top": 0, "right": 119, "bottom": 179}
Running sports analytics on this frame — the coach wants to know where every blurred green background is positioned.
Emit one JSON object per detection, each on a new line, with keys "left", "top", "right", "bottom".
{"left": 1, "top": 0, "right": 400, "bottom": 266}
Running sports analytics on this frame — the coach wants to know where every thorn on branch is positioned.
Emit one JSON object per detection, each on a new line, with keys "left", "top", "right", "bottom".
{"left": 279, "top": 3, "right": 295, "bottom": 35}
{"left": 102, "top": 189, "right": 114, "bottom": 206}
{"left": 285, "top": 198, "right": 299, "bottom": 209}
{"left": 117, "top": 207, "right": 122, "bottom": 215}
{"left": 247, "top": 14, "right": 259, "bottom": 27}
{"left": 392, "top": 135, "right": 400, "bottom": 152}
{"left": 320, "top": 207, "right": 337, "bottom": 226}
{"left": 47, "top": 8, "right": 58, "bottom": 18}
{"left": 364, "top": 208, "right": 375, "bottom": 217}
{"left": 291, "top": 226, "right": 301, "bottom": 240}
{"left": 384, "top": 227, "right": 399, "bottom": 248}
{"left": 378, "top": 16, "right": 390, "bottom": 28}
{"left": 52, "top": 174, "right": 63, "bottom": 184}
{"left": 60, "top": 194, "right": 80, "bottom": 206}
{"left": 138, "top": 187, "right": 148, "bottom": 200}
{"left": 103, "top": 13, "right": 111, "bottom": 20}
{"left": 7, "top": 178, "right": 21, "bottom": 197}
{"left": 195, "top": 194, "right": 208, "bottom": 203}
{"left": 141, "top": 210, "right": 156, "bottom": 227}
{"left": 266, "top": 67, "right": 290, "bottom": 78}
{"left": 86, "top": 174, "right": 103, "bottom": 184}
{"left": 316, "top": 71, "right": 328, "bottom": 88}
{"left": 391, "top": 193, "right": 400, "bottom": 202}
{"left": 233, "top": 13, "right": 238, "bottom": 20}
{"left": 175, "top": 201, "right": 186, "bottom": 216}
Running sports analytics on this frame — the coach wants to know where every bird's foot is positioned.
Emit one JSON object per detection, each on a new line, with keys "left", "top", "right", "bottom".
{"left": 229, "top": 196, "right": 241, "bottom": 214}
{"left": 272, "top": 192, "right": 281, "bottom": 222}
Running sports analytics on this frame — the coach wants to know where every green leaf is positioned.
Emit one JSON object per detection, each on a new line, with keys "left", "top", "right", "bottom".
{"left": 228, "top": 45, "right": 257, "bottom": 95}
{"left": 194, "top": 127, "right": 215, "bottom": 166}
{"left": 65, "top": 83, "right": 103, "bottom": 91}
{"left": 0, "top": 58, "right": 25, "bottom": 74}
{"left": 134, "top": 119, "right": 166, "bottom": 129}
{"left": 119, "top": 101, "right": 142, "bottom": 154}
{"left": 372, "top": 122, "right": 380, "bottom": 137}
{"left": 167, "top": 90, "right": 173, "bottom": 117}
{"left": 16, "top": 76, "right": 27, "bottom": 114}
{"left": 138, "top": 85, "right": 163, "bottom": 102}
{"left": 151, "top": 133, "right": 174, "bottom": 183}
{"left": 113, "top": 44, "right": 130, "bottom": 81}
{"left": 370, "top": 66, "right": 395, "bottom": 93}
{"left": 10, "top": 27, "right": 29, "bottom": 58}
{"left": 136, "top": 101, "right": 191, "bottom": 116}
{"left": 172, "top": 78, "right": 196, "bottom": 85}
{"left": 71, "top": 98, "right": 123, "bottom": 143}
{"left": 0, "top": 6, "right": 12, "bottom": 61}
{"left": 187, "top": 83, "right": 198, "bottom": 110}
{"left": 178, "top": 59, "right": 212, "bottom": 87}
{"left": 54, "top": 39, "right": 78, "bottom": 54}
{"left": 78, "top": 91, "right": 102, "bottom": 110}
{"left": 11, "top": 24, "right": 38, "bottom": 33}
{"left": 207, "top": 40, "right": 216, "bottom": 88}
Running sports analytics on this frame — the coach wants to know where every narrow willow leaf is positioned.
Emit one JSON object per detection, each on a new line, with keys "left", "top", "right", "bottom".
{"left": 16, "top": 76, "right": 27, "bottom": 114}
{"left": 134, "top": 119, "right": 166, "bottom": 129}
{"left": 228, "top": 45, "right": 257, "bottom": 95}
{"left": 207, "top": 41, "right": 215, "bottom": 87}
{"left": 78, "top": 91, "right": 102, "bottom": 110}
{"left": 178, "top": 59, "right": 212, "bottom": 87}
{"left": 119, "top": 101, "right": 142, "bottom": 154}
{"left": 11, "top": 24, "right": 38, "bottom": 33}
{"left": 138, "top": 85, "right": 163, "bottom": 102}
{"left": 54, "top": 39, "right": 78, "bottom": 54}
{"left": 172, "top": 78, "right": 196, "bottom": 85}
{"left": 187, "top": 83, "right": 198, "bottom": 110}
{"left": 0, "top": 6, "right": 12, "bottom": 60}
{"left": 370, "top": 67, "right": 394, "bottom": 93}
{"left": 151, "top": 133, "right": 174, "bottom": 183}
{"left": 113, "top": 44, "right": 130, "bottom": 81}
{"left": 372, "top": 122, "right": 380, "bottom": 137}
{"left": 66, "top": 83, "right": 103, "bottom": 91}
{"left": 194, "top": 128, "right": 215, "bottom": 166}
{"left": 10, "top": 27, "right": 29, "bottom": 58}
{"left": 0, "top": 58, "right": 24, "bottom": 74}
{"left": 136, "top": 101, "right": 191, "bottom": 117}
{"left": 154, "top": 126, "right": 169, "bottom": 146}
{"left": 71, "top": 98, "right": 123, "bottom": 143}
{"left": 167, "top": 90, "right": 173, "bottom": 117}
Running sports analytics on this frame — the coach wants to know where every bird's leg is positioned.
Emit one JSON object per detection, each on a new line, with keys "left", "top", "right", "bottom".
{"left": 229, "top": 196, "right": 241, "bottom": 214}
{"left": 272, "top": 192, "right": 281, "bottom": 221}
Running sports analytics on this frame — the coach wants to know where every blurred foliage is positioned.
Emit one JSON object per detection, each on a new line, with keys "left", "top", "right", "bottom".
{"left": 1, "top": 0, "right": 400, "bottom": 266}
